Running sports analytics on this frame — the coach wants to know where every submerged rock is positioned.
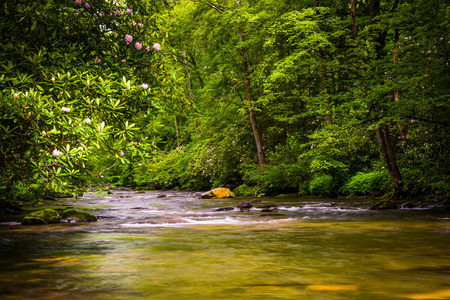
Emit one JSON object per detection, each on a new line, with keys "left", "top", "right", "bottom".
{"left": 61, "top": 209, "right": 97, "bottom": 223}
{"left": 370, "top": 200, "right": 398, "bottom": 210}
{"left": 261, "top": 208, "right": 278, "bottom": 213}
{"left": 201, "top": 188, "right": 235, "bottom": 199}
{"left": 215, "top": 207, "right": 235, "bottom": 212}
{"left": 22, "top": 209, "right": 61, "bottom": 225}
{"left": 259, "top": 204, "right": 278, "bottom": 208}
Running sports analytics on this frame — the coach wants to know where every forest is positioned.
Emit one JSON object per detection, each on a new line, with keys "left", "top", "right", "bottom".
{"left": 1, "top": 0, "right": 449, "bottom": 211}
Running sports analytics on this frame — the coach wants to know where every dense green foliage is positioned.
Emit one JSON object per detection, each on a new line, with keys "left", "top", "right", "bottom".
{"left": 1, "top": 0, "right": 449, "bottom": 210}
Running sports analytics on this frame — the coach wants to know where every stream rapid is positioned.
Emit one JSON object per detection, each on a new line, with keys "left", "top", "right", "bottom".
{"left": 0, "top": 189, "right": 449, "bottom": 299}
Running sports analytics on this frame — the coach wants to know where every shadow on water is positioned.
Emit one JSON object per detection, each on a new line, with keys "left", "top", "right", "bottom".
{"left": 0, "top": 190, "right": 449, "bottom": 299}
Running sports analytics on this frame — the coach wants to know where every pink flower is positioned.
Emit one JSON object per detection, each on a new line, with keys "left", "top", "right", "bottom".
{"left": 75, "top": 0, "right": 82, "bottom": 5}
{"left": 101, "top": 175, "right": 104, "bottom": 178}
{"left": 94, "top": 58, "right": 101, "bottom": 63}
{"left": 13, "top": 93, "right": 19, "bottom": 99}
{"left": 135, "top": 42, "right": 142, "bottom": 50}
{"left": 126, "top": 8, "right": 132, "bottom": 14}
{"left": 22, "top": 104, "right": 26, "bottom": 108}
{"left": 125, "top": 34, "right": 133, "bottom": 44}
{"left": 122, "top": 59, "right": 126, "bottom": 62}
{"left": 115, "top": 9, "right": 120, "bottom": 15}
{"left": 85, "top": 2, "right": 90, "bottom": 8}
{"left": 153, "top": 43, "right": 161, "bottom": 51}
{"left": 152, "top": 141, "right": 155, "bottom": 145}
{"left": 138, "top": 22, "right": 143, "bottom": 27}
{"left": 142, "top": 83, "right": 148, "bottom": 89}
{"left": 133, "top": 142, "right": 137, "bottom": 145}
{"left": 42, "top": 131, "right": 46, "bottom": 137}
{"left": 131, "top": 20, "right": 136, "bottom": 26}
{"left": 119, "top": 151, "right": 124, "bottom": 156}
{"left": 146, "top": 46, "right": 150, "bottom": 52}
{"left": 62, "top": 107, "right": 71, "bottom": 112}
{"left": 52, "top": 149, "right": 62, "bottom": 157}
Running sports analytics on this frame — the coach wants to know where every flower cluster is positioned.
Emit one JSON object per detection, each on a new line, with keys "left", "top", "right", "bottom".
{"left": 125, "top": 34, "right": 133, "bottom": 44}
{"left": 52, "top": 149, "right": 63, "bottom": 157}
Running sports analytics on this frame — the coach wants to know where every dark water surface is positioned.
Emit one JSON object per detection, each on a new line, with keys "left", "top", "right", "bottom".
{"left": 0, "top": 190, "right": 449, "bottom": 299}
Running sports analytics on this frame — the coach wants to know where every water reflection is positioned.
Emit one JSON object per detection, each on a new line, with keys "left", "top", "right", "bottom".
{"left": 0, "top": 191, "right": 449, "bottom": 299}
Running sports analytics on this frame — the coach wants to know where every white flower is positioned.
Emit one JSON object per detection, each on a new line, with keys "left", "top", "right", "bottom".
{"left": 142, "top": 83, "right": 148, "bottom": 90}
{"left": 84, "top": 118, "right": 91, "bottom": 124}
{"left": 62, "top": 107, "right": 71, "bottom": 112}
{"left": 51, "top": 77, "right": 55, "bottom": 82}
{"left": 78, "top": 146, "right": 83, "bottom": 151}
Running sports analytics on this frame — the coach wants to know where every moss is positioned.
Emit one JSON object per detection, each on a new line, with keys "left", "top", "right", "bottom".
{"left": 61, "top": 209, "right": 97, "bottom": 222}
{"left": 370, "top": 200, "right": 398, "bottom": 210}
{"left": 22, "top": 209, "right": 61, "bottom": 225}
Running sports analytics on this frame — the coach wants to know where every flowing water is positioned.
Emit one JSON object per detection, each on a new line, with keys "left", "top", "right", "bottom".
{"left": 0, "top": 190, "right": 449, "bottom": 300}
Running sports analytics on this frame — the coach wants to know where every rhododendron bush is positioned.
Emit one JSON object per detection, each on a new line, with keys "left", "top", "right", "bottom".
{"left": 0, "top": 0, "right": 168, "bottom": 207}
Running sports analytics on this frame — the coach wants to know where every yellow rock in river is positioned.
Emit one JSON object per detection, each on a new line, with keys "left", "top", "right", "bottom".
{"left": 200, "top": 187, "right": 235, "bottom": 199}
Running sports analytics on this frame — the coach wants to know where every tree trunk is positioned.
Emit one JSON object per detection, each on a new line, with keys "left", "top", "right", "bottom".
{"left": 188, "top": 52, "right": 204, "bottom": 89}
{"left": 237, "top": 1, "right": 265, "bottom": 166}
{"left": 182, "top": 47, "right": 193, "bottom": 102}
{"left": 349, "top": 0, "right": 403, "bottom": 193}
{"left": 315, "top": 0, "right": 332, "bottom": 126}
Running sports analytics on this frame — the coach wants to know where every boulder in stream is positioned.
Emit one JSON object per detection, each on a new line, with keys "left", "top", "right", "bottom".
{"left": 200, "top": 188, "right": 235, "bottom": 199}
{"left": 238, "top": 202, "right": 253, "bottom": 211}
{"left": 61, "top": 209, "right": 97, "bottom": 222}
{"left": 53, "top": 192, "right": 74, "bottom": 198}
{"left": 22, "top": 209, "right": 61, "bottom": 225}
{"left": 370, "top": 200, "right": 398, "bottom": 210}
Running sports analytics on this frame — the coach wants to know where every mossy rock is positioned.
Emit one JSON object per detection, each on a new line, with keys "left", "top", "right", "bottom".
{"left": 61, "top": 209, "right": 97, "bottom": 222}
{"left": 201, "top": 187, "right": 235, "bottom": 199}
{"left": 402, "top": 201, "right": 415, "bottom": 208}
{"left": 22, "top": 217, "right": 48, "bottom": 225}
{"left": 22, "top": 209, "right": 61, "bottom": 225}
{"left": 370, "top": 200, "right": 398, "bottom": 210}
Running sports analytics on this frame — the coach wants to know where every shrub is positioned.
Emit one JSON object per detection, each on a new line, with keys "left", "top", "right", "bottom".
{"left": 309, "top": 175, "right": 334, "bottom": 196}
{"left": 341, "top": 171, "right": 390, "bottom": 196}
{"left": 233, "top": 184, "right": 260, "bottom": 196}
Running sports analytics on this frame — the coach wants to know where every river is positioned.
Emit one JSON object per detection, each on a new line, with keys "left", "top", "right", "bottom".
{"left": 0, "top": 189, "right": 449, "bottom": 299}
